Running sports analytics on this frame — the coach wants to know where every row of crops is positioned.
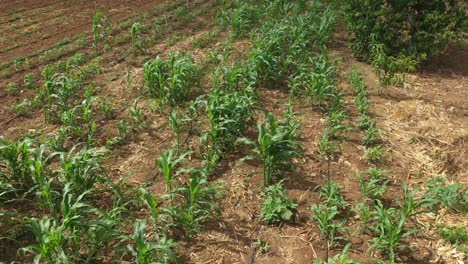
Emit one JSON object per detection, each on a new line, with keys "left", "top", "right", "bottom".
{"left": 1, "top": 0, "right": 466, "bottom": 263}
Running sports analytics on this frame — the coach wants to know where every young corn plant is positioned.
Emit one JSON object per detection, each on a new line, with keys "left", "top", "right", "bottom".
{"left": 58, "top": 146, "right": 106, "bottom": 194}
{"left": 126, "top": 220, "right": 177, "bottom": 264}
{"left": 260, "top": 180, "right": 297, "bottom": 225}
{"left": 130, "top": 98, "right": 147, "bottom": 131}
{"left": 163, "top": 170, "right": 221, "bottom": 237}
{"left": 361, "top": 126, "right": 381, "bottom": 147}
{"left": 168, "top": 110, "right": 193, "bottom": 153}
{"left": 310, "top": 204, "right": 348, "bottom": 261}
{"left": 0, "top": 137, "right": 36, "bottom": 192}
{"left": 130, "top": 22, "right": 146, "bottom": 53}
{"left": 326, "top": 110, "right": 352, "bottom": 141}
{"left": 200, "top": 89, "right": 255, "bottom": 175}
{"left": 357, "top": 173, "right": 387, "bottom": 201}
{"left": 255, "top": 113, "right": 302, "bottom": 186}
{"left": 92, "top": 10, "right": 112, "bottom": 55}
{"left": 318, "top": 179, "right": 348, "bottom": 212}
{"left": 366, "top": 145, "right": 385, "bottom": 164}
{"left": 318, "top": 131, "right": 341, "bottom": 179}
{"left": 216, "top": 1, "right": 260, "bottom": 39}
{"left": 156, "top": 150, "right": 192, "bottom": 204}
{"left": 314, "top": 243, "right": 364, "bottom": 264}
{"left": 307, "top": 55, "right": 342, "bottom": 112}
{"left": 144, "top": 52, "right": 198, "bottom": 105}
{"left": 369, "top": 201, "right": 420, "bottom": 264}
{"left": 20, "top": 217, "right": 69, "bottom": 263}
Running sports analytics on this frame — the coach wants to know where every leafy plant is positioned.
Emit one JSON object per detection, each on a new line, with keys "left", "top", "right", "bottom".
{"left": 58, "top": 146, "right": 105, "bottom": 194}
{"left": 314, "top": 243, "right": 364, "bottom": 264}
{"left": 260, "top": 180, "right": 297, "bottom": 225}
{"left": 5, "top": 82, "right": 18, "bottom": 95}
{"left": 423, "top": 177, "right": 467, "bottom": 212}
{"left": 344, "top": 1, "right": 466, "bottom": 85}
{"left": 357, "top": 173, "right": 387, "bottom": 201}
{"left": 437, "top": 225, "right": 467, "bottom": 253}
{"left": 200, "top": 89, "right": 255, "bottom": 175}
{"left": 24, "top": 73, "right": 35, "bottom": 89}
{"left": 216, "top": 1, "right": 260, "bottom": 39}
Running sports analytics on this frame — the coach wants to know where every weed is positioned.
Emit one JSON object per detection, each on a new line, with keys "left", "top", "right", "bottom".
{"left": 260, "top": 180, "right": 297, "bottom": 225}
{"left": 423, "top": 177, "right": 467, "bottom": 212}
{"left": 437, "top": 225, "right": 467, "bottom": 253}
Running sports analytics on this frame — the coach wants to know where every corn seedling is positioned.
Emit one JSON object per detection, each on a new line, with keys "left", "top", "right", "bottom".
{"left": 144, "top": 52, "right": 198, "bottom": 105}
{"left": 156, "top": 150, "right": 191, "bottom": 201}
{"left": 163, "top": 170, "right": 221, "bottom": 237}
{"left": 0, "top": 137, "right": 36, "bottom": 193}
{"left": 362, "top": 126, "right": 381, "bottom": 147}
{"left": 12, "top": 98, "right": 36, "bottom": 116}
{"left": 169, "top": 110, "right": 192, "bottom": 152}
{"left": 255, "top": 113, "right": 301, "bottom": 186}
{"left": 357, "top": 114, "right": 375, "bottom": 131}
{"left": 126, "top": 220, "right": 177, "bottom": 264}
{"left": 423, "top": 177, "right": 467, "bottom": 212}
{"left": 366, "top": 145, "right": 385, "bottom": 164}
{"left": 20, "top": 217, "right": 68, "bottom": 263}
{"left": 318, "top": 131, "right": 341, "bottom": 179}
{"left": 200, "top": 89, "right": 255, "bottom": 175}
{"left": 260, "top": 180, "right": 297, "bottom": 225}
{"left": 318, "top": 179, "right": 348, "bottom": 211}
{"left": 131, "top": 22, "right": 146, "bottom": 53}
{"left": 24, "top": 73, "right": 35, "bottom": 89}
{"left": 314, "top": 243, "right": 364, "bottom": 264}
{"left": 5, "top": 82, "right": 18, "bottom": 95}
{"left": 352, "top": 201, "right": 372, "bottom": 235}
{"left": 58, "top": 146, "right": 105, "bottom": 194}
{"left": 216, "top": 1, "right": 260, "bottom": 39}
{"left": 357, "top": 174, "right": 387, "bottom": 201}
{"left": 130, "top": 98, "right": 147, "bottom": 131}
{"left": 369, "top": 201, "right": 419, "bottom": 263}
{"left": 306, "top": 55, "right": 342, "bottom": 112}
{"left": 92, "top": 10, "right": 112, "bottom": 55}
{"left": 310, "top": 204, "right": 347, "bottom": 260}
{"left": 100, "top": 99, "right": 114, "bottom": 119}
{"left": 326, "top": 111, "right": 352, "bottom": 141}
{"left": 137, "top": 187, "right": 164, "bottom": 231}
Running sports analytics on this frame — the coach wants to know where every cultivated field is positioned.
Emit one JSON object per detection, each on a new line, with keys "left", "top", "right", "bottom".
{"left": 1, "top": 1, "right": 467, "bottom": 263}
